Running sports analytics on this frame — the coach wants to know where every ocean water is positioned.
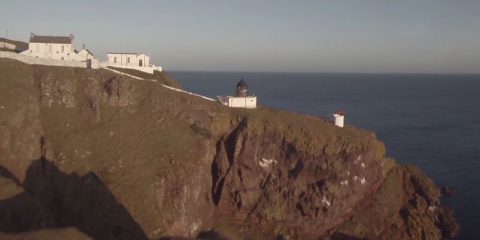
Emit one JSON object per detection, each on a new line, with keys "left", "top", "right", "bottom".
{"left": 170, "top": 71, "right": 480, "bottom": 239}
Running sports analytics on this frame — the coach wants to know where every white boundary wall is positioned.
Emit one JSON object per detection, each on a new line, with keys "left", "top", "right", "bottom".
{"left": 102, "top": 62, "right": 162, "bottom": 74}
{"left": 0, "top": 51, "right": 100, "bottom": 69}
{"left": 1, "top": 51, "right": 161, "bottom": 73}
{"left": 103, "top": 67, "right": 155, "bottom": 81}
{"left": 103, "top": 67, "right": 214, "bottom": 101}
{"left": 162, "top": 84, "right": 215, "bottom": 101}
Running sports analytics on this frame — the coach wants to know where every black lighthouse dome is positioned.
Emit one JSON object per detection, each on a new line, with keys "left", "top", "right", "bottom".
{"left": 235, "top": 78, "right": 249, "bottom": 97}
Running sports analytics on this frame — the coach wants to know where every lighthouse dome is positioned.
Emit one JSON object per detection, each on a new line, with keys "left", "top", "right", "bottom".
{"left": 236, "top": 78, "right": 248, "bottom": 89}
{"left": 235, "top": 78, "right": 249, "bottom": 97}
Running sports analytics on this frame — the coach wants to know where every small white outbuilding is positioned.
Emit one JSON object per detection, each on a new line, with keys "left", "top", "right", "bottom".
{"left": 107, "top": 53, "right": 150, "bottom": 67}
{"left": 105, "top": 53, "right": 162, "bottom": 74}
{"left": 0, "top": 39, "right": 16, "bottom": 50}
{"left": 77, "top": 48, "right": 95, "bottom": 60}
{"left": 333, "top": 112, "right": 345, "bottom": 128}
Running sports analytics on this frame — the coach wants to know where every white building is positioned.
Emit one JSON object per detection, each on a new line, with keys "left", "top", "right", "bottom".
{"left": 78, "top": 48, "right": 95, "bottom": 60}
{"left": 219, "top": 96, "right": 257, "bottom": 108}
{"left": 0, "top": 39, "right": 15, "bottom": 50}
{"left": 333, "top": 112, "right": 345, "bottom": 128}
{"left": 20, "top": 33, "right": 97, "bottom": 63}
{"left": 1, "top": 37, "right": 28, "bottom": 53}
{"left": 218, "top": 78, "right": 257, "bottom": 109}
{"left": 105, "top": 53, "right": 162, "bottom": 74}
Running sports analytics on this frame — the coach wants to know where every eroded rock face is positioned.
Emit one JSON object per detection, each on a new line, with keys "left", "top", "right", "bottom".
{"left": 0, "top": 59, "right": 458, "bottom": 240}
{"left": 334, "top": 165, "right": 460, "bottom": 240}
{"left": 211, "top": 118, "right": 386, "bottom": 238}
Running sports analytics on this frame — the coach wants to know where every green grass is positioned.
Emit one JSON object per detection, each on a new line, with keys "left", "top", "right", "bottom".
{"left": 0, "top": 58, "right": 392, "bottom": 239}
{"left": 107, "top": 66, "right": 181, "bottom": 88}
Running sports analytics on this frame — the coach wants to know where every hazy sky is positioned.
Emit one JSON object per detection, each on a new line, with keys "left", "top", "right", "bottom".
{"left": 1, "top": 0, "right": 480, "bottom": 73}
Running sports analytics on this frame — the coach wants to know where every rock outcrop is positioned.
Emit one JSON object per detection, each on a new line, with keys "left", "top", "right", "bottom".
{"left": 0, "top": 58, "right": 458, "bottom": 239}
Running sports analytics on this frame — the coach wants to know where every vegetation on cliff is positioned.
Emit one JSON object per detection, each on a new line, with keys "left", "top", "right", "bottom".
{"left": 0, "top": 58, "right": 458, "bottom": 239}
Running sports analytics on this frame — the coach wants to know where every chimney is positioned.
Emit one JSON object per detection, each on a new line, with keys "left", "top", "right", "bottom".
{"left": 82, "top": 43, "right": 85, "bottom": 49}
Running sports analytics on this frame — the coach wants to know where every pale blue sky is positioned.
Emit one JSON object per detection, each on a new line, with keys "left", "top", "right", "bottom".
{"left": 1, "top": 0, "right": 480, "bottom": 73}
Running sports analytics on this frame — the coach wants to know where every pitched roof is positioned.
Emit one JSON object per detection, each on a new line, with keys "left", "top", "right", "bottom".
{"left": 30, "top": 34, "right": 73, "bottom": 44}
{"left": 79, "top": 48, "right": 94, "bottom": 55}
{"left": 236, "top": 78, "right": 248, "bottom": 89}
{"left": 0, "top": 38, "right": 28, "bottom": 50}
{"left": 0, "top": 37, "right": 15, "bottom": 44}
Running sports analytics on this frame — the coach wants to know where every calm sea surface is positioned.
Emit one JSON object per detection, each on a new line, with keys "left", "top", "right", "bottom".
{"left": 170, "top": 71, "right": 480, "bottom": 239}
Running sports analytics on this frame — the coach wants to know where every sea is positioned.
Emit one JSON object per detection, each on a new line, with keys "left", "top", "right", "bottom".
{"left": 170, "top": 71, "right": 480, "bottom": 240}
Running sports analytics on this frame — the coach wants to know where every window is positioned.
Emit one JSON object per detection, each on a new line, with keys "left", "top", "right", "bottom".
{"left": 114, "top": 57, "right": 117, "bottom": 63}
{"left": 139, "top": 59, "right": 143, "bottom": 67}
{"left": 127, "top": 57, "right": 130, "bottom": 64}
{"left": 61, "top": 45, "right": 64, "bottom": 53}
{"left": 61, "top": 57, "right": 64, "bottom": 61}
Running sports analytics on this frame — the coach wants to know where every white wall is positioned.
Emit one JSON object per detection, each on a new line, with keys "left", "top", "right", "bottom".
{"left": 138, "top": 54, "right": 150, "bottom": 67}
{"left": 0, "top": 42, "right": 15, "bottom": 50}
{"left": 0, "top": 51, "right": 100, "bottom": 69}
{"left": 227, "top": 96, "right": 257, "bottom": 108}
{"left": 25, "top": 42, "right": 78, "bottom": 61}
{"left": 22, "top": 41, "right": 100, "bottom": 64}
{"left": 333, "top": 114, "right": 345, "bottom": 128}
{"left": 78, "top": 49, "right": 95, "bottom": 60}
{"left": 104, "top": 53, "right": 161, "bottom": 73}
{"left": 107, "top": 53, "right": 150, "bottom": 67}
{"left": 103, "top": 62, "right": 160, "bottom": 74}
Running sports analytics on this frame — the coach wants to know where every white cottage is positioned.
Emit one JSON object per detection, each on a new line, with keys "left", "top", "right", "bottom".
{"left": 21, "top": 33, "right": 96, "bottom": 63}
{"left": 0, "top": 38, "right": 28, "bottom": 53}
{"left": 23, "top": 33, "right": 75, "bottom": 60}
{"left": 218, "top": 78, "right": 257, "bottom": 109}
{"left": 0, "top": 38, "right": 16, "bottom": 50}
{"left": 105, "top": 53, "right": 162, "bottom": 74}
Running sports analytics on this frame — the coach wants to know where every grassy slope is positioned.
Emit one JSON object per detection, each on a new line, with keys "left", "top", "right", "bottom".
{"left": 0, "top": 58, "right": 390, "bottom": 238}
{"left": 107, "top": 66, "right": 181, "bottom": 88}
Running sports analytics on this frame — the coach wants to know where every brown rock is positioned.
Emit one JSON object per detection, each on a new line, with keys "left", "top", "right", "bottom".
{"left": 0, "top": 59, "right": 458, "bottom": 239}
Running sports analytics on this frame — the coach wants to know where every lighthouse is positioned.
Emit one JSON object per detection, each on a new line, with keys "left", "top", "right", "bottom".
{"left": 217, "top": 78, "right": 257, "bottom": 109}
{"left": 235, "top": 78, "right": 249, "bottom": 97}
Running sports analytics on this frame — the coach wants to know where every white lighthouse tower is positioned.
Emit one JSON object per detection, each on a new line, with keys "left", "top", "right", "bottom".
{"left": 333, "top": 112, "right": 345, "bottom": 128}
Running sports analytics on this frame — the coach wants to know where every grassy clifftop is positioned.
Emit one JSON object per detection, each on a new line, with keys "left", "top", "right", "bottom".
{"left": 107, "top": 66, "right": 180, "bottom": 88}
{"left": 0, "top": 58, "right": 457, "bottom": 239}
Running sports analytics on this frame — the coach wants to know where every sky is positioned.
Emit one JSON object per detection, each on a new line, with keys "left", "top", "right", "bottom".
{"left": 1, "top": 0, "right": 480, "bottom": 73}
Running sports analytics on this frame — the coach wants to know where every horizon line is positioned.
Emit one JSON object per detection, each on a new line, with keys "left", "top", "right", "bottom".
{"left": 166, "top": 69, "right": 480, "bottom": 75}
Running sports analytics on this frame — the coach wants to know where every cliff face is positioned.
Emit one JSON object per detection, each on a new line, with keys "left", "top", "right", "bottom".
{"left": 0, "top": 58, "right": 458, "bottom": 240}
{"left": 211, "top": 112, "right": 387, "bottom": 238}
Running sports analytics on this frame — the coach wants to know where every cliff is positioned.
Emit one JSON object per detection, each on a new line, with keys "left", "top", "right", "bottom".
{"left": 0, "top": 58, "right": 458, "bottom": 240}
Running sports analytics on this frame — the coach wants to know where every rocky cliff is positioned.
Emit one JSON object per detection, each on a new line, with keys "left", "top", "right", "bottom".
{"left": 0, "top": 58, "right": 458, "bottom": 240}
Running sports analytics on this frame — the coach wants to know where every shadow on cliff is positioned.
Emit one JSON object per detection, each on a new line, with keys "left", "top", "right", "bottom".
{"left": 0, "top": 159, "right": 148, "bottom": 240}
{"left": 0, "top": 165, "right": 20, "bottom": 185}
